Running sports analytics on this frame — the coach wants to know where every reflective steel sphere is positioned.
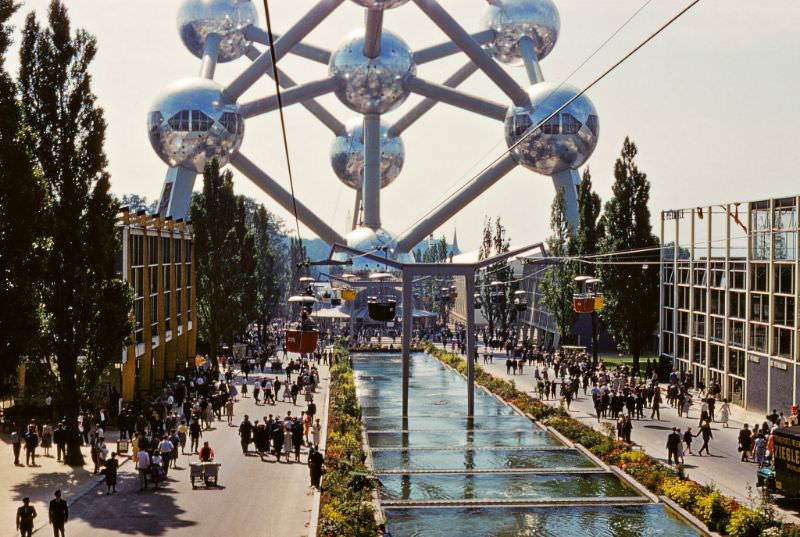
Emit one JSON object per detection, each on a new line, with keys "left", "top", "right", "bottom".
{"left": 350, "top": 0, "right": 410, "bottom": 8}
{"left": 504, "top": 82, "right": 599, "bottom": 175}
{"left": 330, "top": 118, "right": 404, "bottom": 190}
{"left": 483, "top": 0, "right": 560, "bottom": 65}
{"left": 177, "top": 0, "right": 258, "bottom": 62}
{"left": 334, "top": 226, "right": 414, "bottom": 271}
{"left": 148, "top": 78, "right": 245, "bottom": 172}
{"left": 329, "top": 29, "right": 416, "bottom": 114}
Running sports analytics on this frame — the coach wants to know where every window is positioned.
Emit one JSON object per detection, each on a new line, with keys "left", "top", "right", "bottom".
{"left": 750, "top": 264, "right": 768, "bottom": 292}
{"left": 677, "top": 336, "right": 689, "bottom": 359}
{"left": 693, "top": 287, "right": 706, "bottom": 312}
{"left": 663, "top": 310, "right": 675, "bottom": 332}
{"left": 174, "top": 238, "right": 182, "bottom": 264}
{"left": 751, "top": 293, "right": 769, "bottom": 322}
{"left": 692, "top": 341, "right": 706, "bottom": 364}
{"left": 775, "top": 264, "right": 794, "bottom": 294}
{"left": 541, "top": 115, "right": 560, "bottom": 135}
{"left": 678, "top": 287, "right": 690, "bottom": 309}
{"left": 679, "top": 311, "right": 690, "bottom": 334}
{"left": 774, "top": 296, "right": 795, "bottom": 327}
{"left": 693, "top": 313, "right": 705, "bottom": 338}
{"left": 711, "top": 317, "right": 724, "bottom": 343}
{"left": 586, "top": 115, "right": 599, "bottom": 136}
{"left": 749, "top": 323, "right": 767, "bottom": 352}
{"left": 710, "top": 290, "right": 725, "bottom": 315}
{"left": 663, "top": 266, "right": 675, "bottom": 284}
{"left": 168, "top": 110, "right": 191, "bottom": 131}
{"left": 729, "top": 264, "right": 746, "bottom": 290}
{"left": 678, "top": 266, "right": 691, "bottom": 284}
{"left": 710, "top": 344, "right": 724, "bottom": 370}
{"left": 560, "top": 113, "right": 582, "bottom": 135}
{"left": 774, "top": 327, "right": 793, "bottom": 359}
{"left": 162, "top": 237, "right": 171, "bottom": 263}
{"left": 220, "top": 112, "right": 244, "bottom": 135}
{"left": 729, "top": 291, "right": 746, "bottom": 318}
{"left": 693, "top": 268, "right": 707, "bottom": 286}
{"left": 729, "top": 320, "right": 745, "bottom": 347}
{"left": 663, "top": 286, "right": 674, "bottom": 308}
{"left": 729, "top": 349, "right": 745, "bottom": 376}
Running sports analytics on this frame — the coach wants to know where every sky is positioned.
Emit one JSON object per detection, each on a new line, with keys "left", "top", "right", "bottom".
{"left": 6, "top": 1, "right": 800, "bottom": 252}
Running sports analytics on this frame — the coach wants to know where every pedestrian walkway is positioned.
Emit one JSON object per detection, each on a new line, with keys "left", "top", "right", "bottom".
{"left": 435, "top": 342, "right": 800, "bottom": 524}
{"left": 0, "top": 352, "right": 330, "bottom": 537}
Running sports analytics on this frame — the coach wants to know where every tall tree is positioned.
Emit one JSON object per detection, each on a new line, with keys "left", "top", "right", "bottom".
{"left": 419, "top": 235, "right": 453, "bottom": 324}
{"left": 477, "top": 217, "right": 518, "bottom": 339}
{"left": 252, "top": 205, "right": 283, "bottom": 336}
{"left": 191, "top": 159, "right": 240, "bottom": 365}
{"left": 574, "top": 168, "right": 605, "bottom": 364}
{"left": 233, "top": 196, "right": 257, "bottom": 334}
{"left": 539, "top": 187, "right": 577, "bottom": 345}
{"left": 19, "top": 0, "right": 132, "bottom": 465}
{"left": 598, "top": 137, "right": 660, "bottom": 373}
{"left": 0, "top": 0, "right": 45, "bottom": 394}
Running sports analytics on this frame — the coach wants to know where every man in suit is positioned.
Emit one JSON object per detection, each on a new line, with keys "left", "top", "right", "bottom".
{"left": 49, "top": 490, "right": 68, "bottom": 537}
{"left": 16, "top": 497, "right": 37, "bottom": 537}
{"left": 666, "top": 427, "right": 682, "bottom": 465}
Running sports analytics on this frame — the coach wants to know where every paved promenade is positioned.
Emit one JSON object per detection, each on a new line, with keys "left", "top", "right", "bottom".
{"left": 434, "top": 342, "right": 800, "bottom": 524}
{"left": 0, "top": 355, "right": 328, "bottom": 537}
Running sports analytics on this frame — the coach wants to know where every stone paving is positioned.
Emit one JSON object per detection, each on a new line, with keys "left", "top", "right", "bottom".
{"left": 0, "top": 354, "right": 329, "bottom": 537}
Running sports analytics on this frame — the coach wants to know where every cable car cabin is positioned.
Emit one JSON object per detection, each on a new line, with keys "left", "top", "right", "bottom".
{"left": 572, "top": 294, "right": 596, "bottom": 313}
{"left": 514, "top": 298, "right": 527, "bottom": 312}
{"left": 368, "top": 297, "right": 396, "bottom": 322}
{"left": 341, "top": 288, "right": 357, "bottom": 301}
{"left": 284, "top": 328, "right": 318, "bottom": 354}
{"left": 473, "top": 293, "right": 483, "bottom": 309}
{"left": 593, "top": 294, "right": 605, "bottom": 311}
{"left": 331, "top": 290, "right": 342, "bottom": 306}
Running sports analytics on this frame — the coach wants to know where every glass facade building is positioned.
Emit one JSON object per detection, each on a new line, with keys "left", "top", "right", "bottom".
{"left": 660, "top": 196, "right": 799, "bottom": 412}
{"left": 118, "top": 208, "right": 196, "bottom": 402}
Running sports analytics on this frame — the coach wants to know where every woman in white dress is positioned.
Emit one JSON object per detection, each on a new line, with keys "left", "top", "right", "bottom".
{"left": 718, "top": 398, "right": 731, "bottom": 428}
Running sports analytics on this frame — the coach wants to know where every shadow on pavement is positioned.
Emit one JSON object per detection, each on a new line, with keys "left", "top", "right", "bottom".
{"left": 65, "top": 473, "right": 197, "bottom": 535}
{"left": 10, "top": 468, "right": 95, "bottom": 501}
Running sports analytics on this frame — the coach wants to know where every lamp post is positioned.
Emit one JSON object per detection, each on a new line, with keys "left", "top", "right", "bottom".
{"left": 573, "top": 276, "right": 603, "bottom": 367}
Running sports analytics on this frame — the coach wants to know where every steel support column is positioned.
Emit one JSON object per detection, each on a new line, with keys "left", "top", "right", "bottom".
{"left": 239, "top": 77, "right": 342, "bottom": 118}
{"left": 465, "top": 270, "right": 476, "bottom": 417}
{"left": 362, "top": 113, "right": 382, "bottom": 229}
{"left": 402, "top": 269, "right": 414, "bottom": 420}
{"left": 551, "top": 168, "right": 581, "bottom": 231}
{"left": 157, "top": 166, "right": 197, "bottom": 221}
{"left": 407, "top": 77, "right": 507, "bottom": 121}
{"left": 199, "top": 33, "right": 221, "bottom": 80}
{"left": 518, "top": 36, "right": 544, "bottom": 85}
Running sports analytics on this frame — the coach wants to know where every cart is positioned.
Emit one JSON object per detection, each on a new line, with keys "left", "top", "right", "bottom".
{"left": 189, "top": 461, "right": 221, "bottom": 489}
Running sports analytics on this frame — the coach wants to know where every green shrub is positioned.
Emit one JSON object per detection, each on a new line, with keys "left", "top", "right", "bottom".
{"left": 694, "top": 490, "right": 731, "bottom": 532}
{"left": 726, "top": 506, "right": 767, "bottom": 537}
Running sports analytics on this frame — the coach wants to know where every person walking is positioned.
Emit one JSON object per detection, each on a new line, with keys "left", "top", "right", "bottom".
{"left": 54, "top": 423, "right": 66, "bottom": 462}
{"left": 11, "top": 429, "right": 22, "bottom": 466}
{"left": 738, "top": 424, "right": 752, "bottom": 462}
{"left": 225, "top": 399, "right": 234, "bottom": 425}
{"left": 696, "top": 420, "right": 713, "bottom": 456}
{"left": 24, "top": 425, "right": 39, "bottom": 466}
{"left": 136, "top": 448, "right": 151, "bottom": 492}
{"left": 49, "top": 490, "right": 68, "bottom": 537}
{"left": 683, "top": 426, "right": 694, "bottom": 456}
{"left": 312, "top": 418, "right": 322, "bottom": 449}
{"left": 650, "top": 389, "right": 662, "bottom": 420}
{"left": 104, "top": 452, "right": 119, "bottom": 494}
{"left": 718, "top": 398, "right": 731, "bottom": 428}
{"left": 308, "top": 446, "right": 324, "bottom": 489}
{"left": 666, "top": 427, "right": 681, "bottom": 465}
{"left": 16, "top": 497, "right": 37, "bottom": 537}
{"left": 239, "top": 415, "right": 253, "bottom": 455}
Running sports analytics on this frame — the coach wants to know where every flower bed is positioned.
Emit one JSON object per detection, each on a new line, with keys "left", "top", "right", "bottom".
{"left": 318, "top": 346, "right": 377, "bottom": 537}
{"left": 424, "top": 342, "right": 799, "bottom": 536}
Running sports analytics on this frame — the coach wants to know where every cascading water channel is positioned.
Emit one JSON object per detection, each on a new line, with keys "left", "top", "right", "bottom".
{"left": 353, "top": 353, "right": 703, "bottom": 536}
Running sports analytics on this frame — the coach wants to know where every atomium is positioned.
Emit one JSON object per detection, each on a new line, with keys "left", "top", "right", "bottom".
{"left": 150, "top": 0, "right": 602, "bottom": 268}
{"left": 330, "top": 118, "right": 404, "bottom": 190}
{"left": 329, "top": 28, "right": 416, "bottom": 114}
{"left": 504, "top": 82, "right": 598, "bottom": 175}
{"left": 148, "top": 78, "right": 244, "bottom": 173}
{"left": 177, "top": 0, "right": 259, "bottom": 62}
{"left": 483, "top": 0, "right": 560, "bottom": 65}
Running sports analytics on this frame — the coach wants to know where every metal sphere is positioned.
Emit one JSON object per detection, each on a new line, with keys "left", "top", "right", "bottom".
{"left": 334, "top": 226, "right": 413, "bottom": 271}
{"left": 350, "top": 0, "right": 410, "bottom": 8}
{"left": 330, "top": 118, "right": 404, "bottom": 190}
{"left": 148, "top": 78, "right": 244, "bottom": 173}
{"left": 177, "top": 0, "right": 258, "bottom": 62}
{"left": 329, "top": 29, "right": 416, "bottom": 114}
{"left": 483, "top": 0, "right": 560, "bottom": 65}
{"left": 504, "top": 82, "right": 599, "bottom": 175}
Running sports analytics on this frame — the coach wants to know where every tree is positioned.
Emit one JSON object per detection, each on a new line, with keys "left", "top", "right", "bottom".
{"left": 597, "top": 137, "right": 660, "bottom": 373}
{"left": 419, "top": 235, "right": 453, "bottom": 325}
{"left": 233, "top": 196, "right": 257, "bottom": 334}
{"left": 119, "top": 193, "right": 158, "bottom": 215}
{"left": 574, "top": 168, "right": 605, "bottom": 364}
{"left": 0, "top": 0, "right": 45, "bottom": 394}
{"left": 477, "top": 217, "right": 518, "bottom": 339}
{"left": 19, "top": 0, "right": 132, "bottom": 465}
{"left": 539, "top": 187, "right": 577, "bottom": 345}
{"left": 252, "top": 205, "right": 283, "bottom": 336}
{"left": 191, "top": 159, "right": 240, "bottom": 365}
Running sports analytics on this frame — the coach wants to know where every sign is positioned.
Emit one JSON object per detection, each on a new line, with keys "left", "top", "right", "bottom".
{"left": 773, "top": 426, "right": 800, "bottom": 497}
{"left": 663, "top": 210, "right": 684, "bottom": 221}
{"left": 116, "top": 440, "right": 130, "bottom": 455}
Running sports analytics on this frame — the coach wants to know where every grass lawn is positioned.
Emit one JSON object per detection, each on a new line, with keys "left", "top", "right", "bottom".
{"left": 601, "top": 356, "right": 659, "bottom": 368}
